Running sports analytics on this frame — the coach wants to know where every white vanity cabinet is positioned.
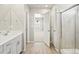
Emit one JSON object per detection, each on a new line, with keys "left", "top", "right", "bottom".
{"left": 0, "top": 32, "right": 23, "bottom": 54}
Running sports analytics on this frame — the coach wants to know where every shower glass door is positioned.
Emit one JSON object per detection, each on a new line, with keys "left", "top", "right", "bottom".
{"left": 75, "top": 6, "right": 79, "bottom": 54}
{"left": 61, "top": 6, "right": 77, "bottom": 54}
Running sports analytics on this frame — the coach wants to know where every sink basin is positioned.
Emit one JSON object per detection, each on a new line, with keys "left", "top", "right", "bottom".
{"left": 4, "top": 33, "right": 8, "bottom": 36}
{"left": 0, "top": 31, "right": 10, "bottom": 36}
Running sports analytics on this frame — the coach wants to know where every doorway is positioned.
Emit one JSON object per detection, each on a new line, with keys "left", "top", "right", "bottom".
{"left": 33, "top": 11, "right": 50, "bottom": 47}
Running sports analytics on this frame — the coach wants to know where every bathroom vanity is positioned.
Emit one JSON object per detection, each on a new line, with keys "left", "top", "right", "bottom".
{"left": 0, "top": 31, "right": 23, "bottom": 54}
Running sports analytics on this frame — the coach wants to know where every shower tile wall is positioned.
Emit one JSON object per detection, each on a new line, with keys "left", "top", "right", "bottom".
{"left": 0, "top": 5, "right": 26, "bottom": 32}
{"left": 0, "top": 5, "right": 11, "bottom": 31}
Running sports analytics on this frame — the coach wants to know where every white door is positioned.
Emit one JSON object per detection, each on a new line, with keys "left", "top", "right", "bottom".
{"left": 43, "top": 12, "right": 50, "bottom": 47}
{"left": 53, "top": 11, "right": 61, "bottom": 52}
{"left": 34, "top": 12, "right": 50, "bottom": 47}
{"left": 34, "top": 17, "right": 44, "bottom": 42}
{"left": 53, "top": 11, "right": 58, "bottom": 49}
{"left": 61, "top": 6, "right": 77, "bottom": 54}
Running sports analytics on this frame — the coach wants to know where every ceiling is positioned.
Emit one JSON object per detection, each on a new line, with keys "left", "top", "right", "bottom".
{"left": 28, "top": 4, "right": 53, "bottom": 9}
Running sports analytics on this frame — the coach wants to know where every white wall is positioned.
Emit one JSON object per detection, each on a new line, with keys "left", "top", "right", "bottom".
{"left": 24, "top": 5, "right": 30, "bottom": 43}
{"left": 29, "top": 10, "right": 34, "bottom": 42}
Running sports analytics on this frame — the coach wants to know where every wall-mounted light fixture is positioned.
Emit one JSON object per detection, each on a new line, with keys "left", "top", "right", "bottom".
{"left": 45, "top": 5, "right": 48, "bottom": 8}
{"left": 34, "top": 13, "right": 42, "bottom": 18}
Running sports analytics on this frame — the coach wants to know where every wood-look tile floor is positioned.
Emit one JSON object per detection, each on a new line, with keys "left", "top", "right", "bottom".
{"left": 24, "top": 42, "right": 58, "bottom": 54}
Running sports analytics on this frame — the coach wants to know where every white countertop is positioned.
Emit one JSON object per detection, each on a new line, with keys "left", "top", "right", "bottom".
{"left": 0, "top": 31, "right": 23, "bottom": 45}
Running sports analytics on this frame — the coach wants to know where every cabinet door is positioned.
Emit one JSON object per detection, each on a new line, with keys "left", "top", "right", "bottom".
{"left": 0, "top": 45, "right": 4, "bottom": 54}
{"left": 4, "top": 42, "right": 12, "bottom": 54}
{"left": 16, "top": 35, "right": 22, "bottom": 54}
{"left": 11, "top": 40, "right": 17, "bottom": 54}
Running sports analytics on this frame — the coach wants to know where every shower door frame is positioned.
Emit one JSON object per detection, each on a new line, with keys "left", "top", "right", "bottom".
{"left": 59, "top": 4, "right": 79, "bottom": 54}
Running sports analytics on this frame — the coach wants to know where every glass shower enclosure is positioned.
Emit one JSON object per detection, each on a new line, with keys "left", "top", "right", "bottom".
{"left": 59, "top": 4, "right": 79, "bottom": 54}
